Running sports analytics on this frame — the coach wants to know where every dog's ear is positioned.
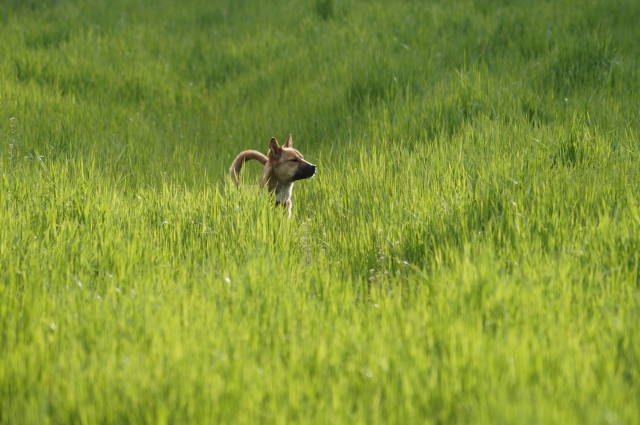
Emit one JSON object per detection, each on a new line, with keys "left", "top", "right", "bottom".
{"left": 268, "top": 137, "right": 281, "bottom": 158}
{"left": 283, "top": 134, "right": 293, "bottom": 148}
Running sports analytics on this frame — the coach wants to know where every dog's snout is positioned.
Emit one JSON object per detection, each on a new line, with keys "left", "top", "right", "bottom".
{"left": 306, "top": 163, "right": 317, "bottom": 178}
{"left": 294, "top": 162, "right": 317, "bottom": 181}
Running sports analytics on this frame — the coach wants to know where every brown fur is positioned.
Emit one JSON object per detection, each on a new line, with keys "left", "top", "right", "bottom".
{"left": 229, "top": 135, "right": 316, "bottom": 217}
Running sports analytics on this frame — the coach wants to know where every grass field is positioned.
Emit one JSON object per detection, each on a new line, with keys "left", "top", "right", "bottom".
{"left": 1, "top": 0, "right": 639, "bottom": 423}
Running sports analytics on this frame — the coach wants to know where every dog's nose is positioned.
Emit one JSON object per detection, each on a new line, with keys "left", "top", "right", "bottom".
{"left": 294, "top": 163, "right": 316, "bottom": 180}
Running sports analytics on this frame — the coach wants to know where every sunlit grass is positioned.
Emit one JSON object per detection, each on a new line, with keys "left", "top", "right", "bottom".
{"left": 1, "top": 0, "right": 639, "bottom": 424}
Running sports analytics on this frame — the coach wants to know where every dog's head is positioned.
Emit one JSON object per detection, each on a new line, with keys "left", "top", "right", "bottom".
{"left": 267, "top": 135, "right": 316, "bottom": 183}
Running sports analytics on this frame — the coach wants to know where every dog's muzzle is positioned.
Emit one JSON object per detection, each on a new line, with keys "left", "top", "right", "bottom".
{"left": 294, "top": 163, "right": 316, "bottom": 181}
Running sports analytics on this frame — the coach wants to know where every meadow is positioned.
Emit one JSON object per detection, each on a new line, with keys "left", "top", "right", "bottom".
{"left": 1, "top": 0, "right": 639, "bottom": 423}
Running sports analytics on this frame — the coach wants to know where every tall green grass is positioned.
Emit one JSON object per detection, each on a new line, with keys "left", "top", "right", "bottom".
{"left": 1, "top": 0, "right": 639, "bottom": 424}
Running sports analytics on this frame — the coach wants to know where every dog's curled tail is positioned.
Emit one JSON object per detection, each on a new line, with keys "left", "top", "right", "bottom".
{"left": 229, "top": 150, "right": 268, "bottom": 185}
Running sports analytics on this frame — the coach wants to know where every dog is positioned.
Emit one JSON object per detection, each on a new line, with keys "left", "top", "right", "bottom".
{"left": 229, "top": 135, "right": 316, "bottom": 217}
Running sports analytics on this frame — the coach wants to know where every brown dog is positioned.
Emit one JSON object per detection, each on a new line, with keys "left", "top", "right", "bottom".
{"left": 229, "top": 135, "right": 316, "bottom": 217}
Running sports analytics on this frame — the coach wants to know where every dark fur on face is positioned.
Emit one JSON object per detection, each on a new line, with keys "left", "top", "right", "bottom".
{"left": 293, "top": 162, "right": 316, "bottom": 180}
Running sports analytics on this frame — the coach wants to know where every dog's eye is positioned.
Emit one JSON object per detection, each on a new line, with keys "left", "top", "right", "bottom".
{"left": 289, "top": 159, "right": 298, "bottom": 162}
